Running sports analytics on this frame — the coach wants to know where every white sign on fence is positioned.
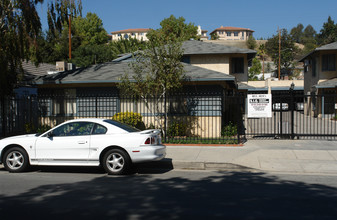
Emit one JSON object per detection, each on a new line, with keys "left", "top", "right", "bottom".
{"left": 247, "top": 94, "right": 272, "bottom": 118}
{"left": 335, "top": 103, "right": 337, "bottom": 110}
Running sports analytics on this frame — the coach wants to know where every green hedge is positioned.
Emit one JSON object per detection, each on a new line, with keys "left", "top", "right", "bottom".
{"left": 112, "top": 112, "right": 146, "bottom": 130}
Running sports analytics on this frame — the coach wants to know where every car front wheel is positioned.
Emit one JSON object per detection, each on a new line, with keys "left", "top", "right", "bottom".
{"left": 102, "top": 149, "right": 130, "bottom": 175}
{"left": 4, "top": 147, "right": 29, "bottom": 172}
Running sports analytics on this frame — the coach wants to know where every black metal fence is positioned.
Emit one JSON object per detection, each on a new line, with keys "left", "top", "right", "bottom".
{"left": 1, "top": 92, "right": 241, "bottom": 144}
{"left": 244, "top": 93, "right": 337, "bottom": 140}
{"left": 1, "top": 92, "right": 336, "bottom": 142}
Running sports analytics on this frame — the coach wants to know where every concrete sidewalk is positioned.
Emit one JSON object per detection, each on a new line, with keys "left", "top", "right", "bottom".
{"left": 158, "top": 140, "right": 337, "bottom": 174}
{"left": 1, "top": 140, "right": 336, "bottom": 174}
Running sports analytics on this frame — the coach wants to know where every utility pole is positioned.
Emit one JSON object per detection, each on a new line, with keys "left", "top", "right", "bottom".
{"left": 69, "top": 14, "right": 72, "bottom": 60}
{"left": 278, "top": 27, "right": 281, "bottom": 80}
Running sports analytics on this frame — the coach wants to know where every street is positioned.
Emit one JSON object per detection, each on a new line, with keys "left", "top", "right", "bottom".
{"left": 1, "top": 167, "right": 337, "bottom": 219}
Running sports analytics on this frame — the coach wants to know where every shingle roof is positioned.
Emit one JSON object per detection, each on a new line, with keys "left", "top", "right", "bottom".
{"left": 22, "top": 61, "right": 55, "bottom": 77}
{"left": 299, "top": 41, "right": 337, "bottom": 62}
{"left": 35, "top": 61, "right": 235, "bottom": 85}
{"left": 182, "top": 40, "right": 256, "bottom": 55}
{"left": 35, "top": 40, "right": 258, "bottom": 85}
{"left": 315, "top": 78, "right": 337, "bottom": 88}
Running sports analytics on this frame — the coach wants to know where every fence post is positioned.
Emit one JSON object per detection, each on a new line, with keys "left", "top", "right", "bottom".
{"left": 95, "top": 96, "right": 98, "bottom": 118}
{"left": 290, "top": 84, "right": 295, "bottom": 139}
{"left": 1, "top": 96, "right": 6, "bottom": 137}
{"left": 164, "top": 93, "right": 167, "bottom": 143}
{"left": 237, "top": 94, "right": 242, "bottom": 144}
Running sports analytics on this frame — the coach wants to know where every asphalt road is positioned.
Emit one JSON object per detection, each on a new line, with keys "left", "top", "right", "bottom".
{"left": 1, "top": 167, "right": 337, "bottom": 219}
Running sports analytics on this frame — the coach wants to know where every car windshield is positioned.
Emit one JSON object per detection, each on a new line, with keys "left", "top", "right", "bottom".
{"left": 104, "top": 119, "right": 140, "bottom": 132}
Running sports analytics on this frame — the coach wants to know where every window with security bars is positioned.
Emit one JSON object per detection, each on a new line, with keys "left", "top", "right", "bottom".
{"left": 322, "top": 54, "right": 336, "bottom": 71}
{"left": 52, "top": 89, "right": 76, "bottom": 116}
{"left": 77, "top": 96, "right": 118, "bottom": 117}
{"left": 231, "top": 57, "right": 244, "bottom": 74}
{"left": 168, "top": 95, "right": 222, "bottom": 117}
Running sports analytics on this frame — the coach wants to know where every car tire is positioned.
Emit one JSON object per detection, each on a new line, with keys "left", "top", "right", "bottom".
{"left": 3, "top": 147, "right": 29, "bottom": 173}
{"left": 102, "top": 149, "right": 130, "bottom": 175}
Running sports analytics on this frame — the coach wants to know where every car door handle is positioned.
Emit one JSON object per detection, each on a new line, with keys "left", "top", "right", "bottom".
{"left": 78, "top": 140, "right": 86, "bottom": 144}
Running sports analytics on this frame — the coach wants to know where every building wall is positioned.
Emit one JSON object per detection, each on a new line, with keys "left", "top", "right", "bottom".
{"left": 303, "top": 50, "right": 337, "bottom": 94}
{"left": 319, "top": 51, "right": 337, "bottom": 80}
{"left": 215, "top": 30, "right": 253, "bottom": 41}
{"left": 111, "top": 32, "right": 149, "bottom": 41}
{"left": 189, "top": 54, "right": 248, "bottom": 82}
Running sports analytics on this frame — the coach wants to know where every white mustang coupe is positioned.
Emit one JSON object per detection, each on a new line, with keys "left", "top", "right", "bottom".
{"left": 0, "top": 118, "right": 166, "bottom": 175}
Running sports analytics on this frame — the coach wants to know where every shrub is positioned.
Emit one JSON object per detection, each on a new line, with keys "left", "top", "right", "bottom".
{"left": 37, "top": 125, "right": 52, "bottom": 134}
{"left": 221, "top": 122, "right": 237, "bottom": 137}
{"left": 147, "top": 123, "right": 157, "bottom": 129}
{"left": 167, "top": 122, "right": 188, "bottom": 137}
{"left": 24, "top": 123, "right": 35, "bottom": 134}
{"left": 112, "top": 112, "right": 146, "bottom": 130}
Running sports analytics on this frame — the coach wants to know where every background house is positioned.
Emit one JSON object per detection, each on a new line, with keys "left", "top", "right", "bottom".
{"left": 197, "top": 25, "right": 208, "bottom": 40}
{"left": 210, "top": 26, "right": 254, "bottom": 41}
{"left": 30, "top": 40, "right": 256, "bottom": 139}
{"left": 181, "top": 40, "right": 256, "bottom": 85}
{"left": 299, "top": 41, "right": 337, "bottom": 117}
{"left": 110, "top": 28, "right": 150, "bottom": 41}
{"left": 300, "top": 41, "right": 337, "bottom": 95}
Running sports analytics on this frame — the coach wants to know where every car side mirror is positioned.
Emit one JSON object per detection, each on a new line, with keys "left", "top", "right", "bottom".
{"left": 47, "top": 132, "right": 53, "bottom": 138}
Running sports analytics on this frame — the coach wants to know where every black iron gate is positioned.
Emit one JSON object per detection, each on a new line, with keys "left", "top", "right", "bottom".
{"left": 243, "top": 93, "right": 337, "bottom": 140}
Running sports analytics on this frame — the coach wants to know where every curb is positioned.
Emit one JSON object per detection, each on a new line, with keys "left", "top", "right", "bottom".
{"left": 137, "top": 159, "right": 256, "bottom": 172}
{"left": 1, "top": 162, "right": 255, "bottom": 173}
{"left": 165, "top": 144, "right": 244, "bottom": 147}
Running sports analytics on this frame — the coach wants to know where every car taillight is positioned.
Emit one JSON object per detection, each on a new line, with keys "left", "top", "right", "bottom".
{"left": 144, "top": 137, "right": 156, "bottom": 145}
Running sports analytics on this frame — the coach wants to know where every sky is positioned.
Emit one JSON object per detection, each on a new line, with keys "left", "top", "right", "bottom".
{"left": 37, "top": 0, "right": 337, "bottom": 39}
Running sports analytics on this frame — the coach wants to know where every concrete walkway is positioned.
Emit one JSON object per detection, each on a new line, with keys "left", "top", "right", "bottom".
{"left": 160, "top": 140, "right": 337, "bottom": 174}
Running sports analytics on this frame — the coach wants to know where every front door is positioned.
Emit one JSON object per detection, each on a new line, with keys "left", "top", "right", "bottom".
{"left": 34, "top": 122, "right": 94, "bottom": 163}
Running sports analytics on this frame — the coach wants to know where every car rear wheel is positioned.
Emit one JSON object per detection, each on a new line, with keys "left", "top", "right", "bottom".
{"left": 102, "top": 149, "right": 130, "bottom": 175}
{"left": 4, "top": 147, "right": 29, "bottom": 172}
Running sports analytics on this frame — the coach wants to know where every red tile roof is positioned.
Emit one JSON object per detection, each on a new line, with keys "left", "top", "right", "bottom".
{"left": 111, "top": 28, "right": 150, "bottom": 34}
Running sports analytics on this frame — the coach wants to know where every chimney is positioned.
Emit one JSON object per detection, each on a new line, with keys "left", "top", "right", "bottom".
{"left": 56, "top": 61, "right": 67, "bottom": 72}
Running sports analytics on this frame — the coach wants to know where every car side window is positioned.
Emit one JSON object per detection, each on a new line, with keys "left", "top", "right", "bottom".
{"left": 52, "top": 122, "right": 94, "bottom": 137}
{"left": 92, "top": 124, "right": 107, "bottom": 135}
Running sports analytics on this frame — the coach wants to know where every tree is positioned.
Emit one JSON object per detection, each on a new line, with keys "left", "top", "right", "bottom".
{"left": 0, "top": 0, "right": 43, "bottom": 96}
{"left": 156, "top": 15, "right": 199, "bottom": 42}
{"left": 71, "top": 12, "right": 112, "bottom": 67}
{"left": 46, "top": 0, "right": 82, "bottom": 39}
{"left": 109, "top": 38, "right": 149, "bottom": 58}
{"left": 290, "top": 23, "right": 304, "bottom": 43}
{"left": 302, "top": 25, "right": 317, "bottom": 54}
{"left": 258, "top": 44, "right": 267, "bottom": 79}
{"left": 248, "top": 57, "right": 261, "bottom": 81}
{"left": 72, "top": 44, "right": 112, "bottom": 67}
{"left": 265, "top": 29, "right": 299, "bottom": 79}
{"left": 40, "top": 0, "right": 83, "bottom": 63}
{"left": 72, "top": 12, "right": 107, "bottom": 46}
{"left": 41, "top": 5, "right": 113, "bottom": 67}
{"left": 246, "top": 36, "right": 257, "bottom": 50}
{"left": 303, "top": 25, "right": 316, "bottom": 40}
{"left": 0, "top": 0, "right": 43, "bottom": 136}
{"left": 210, "top": 32, "right": 219, "bottom": 40}
{"left": 317, "top": 16, "right": 337, "bottom": 45}
{"left": 118, "top": 17, "right": 188, "bottom": 135}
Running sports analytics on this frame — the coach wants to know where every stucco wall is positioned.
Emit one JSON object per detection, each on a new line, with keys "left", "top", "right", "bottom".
{"left": 189, "top": 54, "right": 248, "bottom": 82}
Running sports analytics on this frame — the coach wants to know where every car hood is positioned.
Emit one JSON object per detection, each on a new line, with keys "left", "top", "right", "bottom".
{"left": 1, "top": 134, "right": 37, "bottom": 141}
